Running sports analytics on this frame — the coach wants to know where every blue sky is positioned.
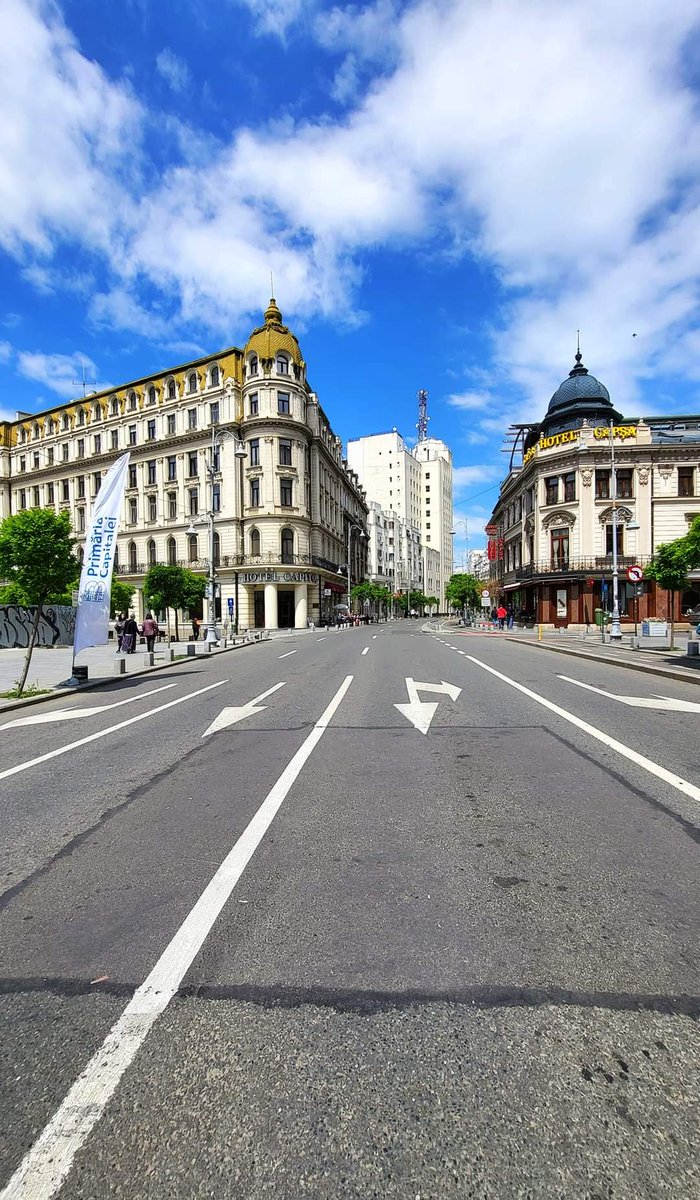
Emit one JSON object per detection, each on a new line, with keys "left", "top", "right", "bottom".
{"left": 1, "top": 0, "right": 700, "bottom": 557}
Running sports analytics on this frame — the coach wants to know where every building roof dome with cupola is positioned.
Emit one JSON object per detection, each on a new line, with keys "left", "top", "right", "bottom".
{"left": 539, "top": 347, "right": 621, "bottom": 436}
{"left": 244, "top": 297, "right": 305, "bottom": 370}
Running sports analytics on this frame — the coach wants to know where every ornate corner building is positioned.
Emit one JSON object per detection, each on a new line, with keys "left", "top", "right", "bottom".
{"left": 487, "top": 351, "right": 700, "bottom": 627}
{"left": 0, "top": 300, "right": 368, "bottom": 630}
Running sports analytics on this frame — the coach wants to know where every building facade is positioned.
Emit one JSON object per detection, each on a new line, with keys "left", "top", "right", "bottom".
{"left": 487, "top": 351, "right": 700, "bottom": 627}
{"left": 0, "top": 300, "right": 368, "bottom": 630}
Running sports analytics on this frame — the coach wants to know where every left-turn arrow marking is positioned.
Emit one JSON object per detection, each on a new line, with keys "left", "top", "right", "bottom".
{"left": 202, "top": 682, "right": 286, "bottom": 736}
{"left": 394, "top": 677, "right": 462, "bottom": 735}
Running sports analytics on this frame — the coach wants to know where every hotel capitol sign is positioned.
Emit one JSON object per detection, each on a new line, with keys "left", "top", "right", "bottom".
{"left": 240, "top": 570, "right": 320, "bottom": 584}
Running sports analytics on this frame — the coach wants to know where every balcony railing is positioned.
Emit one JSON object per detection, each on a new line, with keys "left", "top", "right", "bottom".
{"left": 515, "top": 555, "right": 653, "bottom": 580}
{"left": 114, "top": 551, "right": 327, "bottom": 576}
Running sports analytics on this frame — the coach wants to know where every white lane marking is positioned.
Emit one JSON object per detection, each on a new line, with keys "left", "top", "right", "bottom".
{"left": 466, "top": 656, "right": 700, "bottom": 806}
{"left": 372, "top": 635, "right": 378, "bottom": 640}
{"left": 0, "top": 685, "right": 176, "bottom": 730}
{"left": 278, "top": 650, "right": 297, "bottom": 659}
{"left": 202, "top": 682, "right": 286, "bottom": 737}
{"left": 395, "top": 678, "right": 462, "bottom": 735}
{"left": 0, "top": 680, "right": 229, "bottom": 783}
{"left": 362, "top": 647, "right": 370, "bottom": 655}
{"left": 558, "top": 674, "right": 700, "bottom": 713}
{"left": 316, "top": 637, "right": 326, "bottom": 642}
{"left": 0, "top": 674, "right": 355, "bottom": 1200}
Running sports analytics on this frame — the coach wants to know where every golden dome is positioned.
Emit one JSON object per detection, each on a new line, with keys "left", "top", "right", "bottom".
{"left": 244, "top": 298, "right": 304, "bottom": 368}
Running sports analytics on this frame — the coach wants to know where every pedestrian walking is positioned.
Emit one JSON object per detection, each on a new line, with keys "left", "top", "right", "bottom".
{"left": 192, "top": 616, "right": 200, "bottom": 641}
{"left": 506, "top": 603, "right": 515, "bottom": 630}
{"left": 496, "top": 604, "right": 507, "bottom": 630}
{"left": 142, "top": 612, "right": 159, "bottom": 653}
{"left": 122, "top": 613, "right": 139, "bottom": 654}
{"left": 114, "top": 612, "right": 125, "bottom": 652}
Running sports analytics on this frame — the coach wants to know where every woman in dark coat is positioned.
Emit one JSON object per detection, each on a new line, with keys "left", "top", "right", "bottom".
{"left": 122, "top": 613, "right": 139, "bottom": 654}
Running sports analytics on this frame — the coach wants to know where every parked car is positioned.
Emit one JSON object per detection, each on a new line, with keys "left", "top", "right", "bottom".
{"left": 685, "top": 605, "right": 700, "bottom": 626}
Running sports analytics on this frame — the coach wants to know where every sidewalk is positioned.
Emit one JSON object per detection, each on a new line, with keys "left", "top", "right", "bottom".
{"left": 503, "top": 625, "right": 700, "bottom": 685}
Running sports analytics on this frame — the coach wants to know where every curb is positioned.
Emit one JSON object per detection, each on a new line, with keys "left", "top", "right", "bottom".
{"left": 0, "top": 637, "right": 266, "bottom": 715}
{"left": 508, "top": 637, "right": 700, "bottom": 686}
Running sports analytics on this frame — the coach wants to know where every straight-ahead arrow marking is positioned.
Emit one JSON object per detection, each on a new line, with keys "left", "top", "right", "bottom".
{"left": 0, "top": 685, "right": 176, "bottom": 731}
{"left": 395, "top": 677, "right": 462, "bottom": 734}
{"left": 558, "top": 675, "right": 700, "bottom": 713}
{"left": 202, "top": 682, "right": 286, "bottom": 737}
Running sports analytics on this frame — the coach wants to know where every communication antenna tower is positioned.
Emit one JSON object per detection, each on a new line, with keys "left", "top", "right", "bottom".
{"left": 416, "top": 389, "right": 429, "bottom": 442}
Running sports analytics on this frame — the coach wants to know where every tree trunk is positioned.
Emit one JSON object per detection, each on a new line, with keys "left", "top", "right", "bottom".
{"left": 174, "top": 606, "right": 179, "bottom": 642}
{"left": 669, "top": 589, "right": 676, "bottom": 650}
{"left": 17, "top": 600, "right": 43, "bottom": 697}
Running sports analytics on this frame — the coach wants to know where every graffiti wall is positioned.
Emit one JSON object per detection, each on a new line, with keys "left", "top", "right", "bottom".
{"left": 0, "top": 605, "right": 77, "bottom": 649}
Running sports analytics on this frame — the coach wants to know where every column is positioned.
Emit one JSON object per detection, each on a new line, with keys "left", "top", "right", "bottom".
{"left": 294, "top": 584, "right": 308, "bottom": 629}
{"left": 264, "top": 582, "right": 278, "bottom": 629}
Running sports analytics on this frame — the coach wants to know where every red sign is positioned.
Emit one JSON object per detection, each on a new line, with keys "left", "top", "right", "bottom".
{"left": 485, "top": 523, "right": 498, "bottom": 536}
{"left": 487, "top": 538, "right": 504, "bottom": 561}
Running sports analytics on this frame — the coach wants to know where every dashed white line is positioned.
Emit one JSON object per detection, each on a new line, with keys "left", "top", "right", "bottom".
{"left": 0, "top": 674, "right": 355, "bottom": 1200}
{"left": 278, "top": 650, "right": 297, "bottom": 659}
{"left": 372, "top": 635, "right": 378, "bottom": 640}
{"left": 362, "top": 647, "right": 370, "bottom": 655}
{"left": 316, "top": 637, "right": 326, "bottom": 641}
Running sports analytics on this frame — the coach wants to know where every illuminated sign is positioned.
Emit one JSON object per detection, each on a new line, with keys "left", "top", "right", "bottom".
{"left": 593, "top": 425, "right": 637, "bottom": 440}
{"left": 523, "top": 428, "right": 580, "bottom": 465}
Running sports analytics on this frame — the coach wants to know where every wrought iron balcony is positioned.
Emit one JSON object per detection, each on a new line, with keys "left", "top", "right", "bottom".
{"left": 515, "top": 555, "right": 653, "bottom": 581}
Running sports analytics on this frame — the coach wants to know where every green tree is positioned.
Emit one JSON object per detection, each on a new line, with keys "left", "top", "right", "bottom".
{"left": 110, "top": 579, "right": 135, "bottom": 619}
{"left": 445, "top": 573, "right": 482, "bottom": 613}
{"left": 0, "top": 509, "right": 79, "bottom": 696}
{"left": 685, "top": 515, "right": 700, "bottom": 567}
{"left": 179, "top": 569, "right": 207, "bottom": 617}
{"left": 645, "top": 539, "right": 691, "bottom": 649}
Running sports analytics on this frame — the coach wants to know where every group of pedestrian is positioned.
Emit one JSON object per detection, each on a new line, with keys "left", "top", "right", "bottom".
{"left": 114, "top": 612, "right": 160, "bottom": 654}
{"left": 489, "top": 603, "right": 515, "bottom": 631}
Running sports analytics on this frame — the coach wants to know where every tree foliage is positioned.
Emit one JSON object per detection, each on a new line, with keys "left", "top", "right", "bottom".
{"left": 143, "top": 564, "right": 206, "bottom": 640}
{"left": 0, "top": 508, "right": 79, "bottom": 695}
{"left": 445, "top": 572, "right": 482, "bottom": 611}
{"left": 110, "top": 579, "right": 135, "bottom": 618}
{"left": 645, "top": 518, "right": 700, "bottom": 647}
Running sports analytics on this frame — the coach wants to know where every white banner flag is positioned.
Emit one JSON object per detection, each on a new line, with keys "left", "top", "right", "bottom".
{"left": 73, "top": 453, "right": 130, "bottom": 659}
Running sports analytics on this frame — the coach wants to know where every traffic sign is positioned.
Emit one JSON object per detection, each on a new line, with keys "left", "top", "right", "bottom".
{"left": 227, "top": 597, "right": 234, "bottom": 614}
{"left": 627, "top": 565, "right": 643, "bottom": 583}
{"left": 481, "top": 588, "right": 490, "bottom": 598}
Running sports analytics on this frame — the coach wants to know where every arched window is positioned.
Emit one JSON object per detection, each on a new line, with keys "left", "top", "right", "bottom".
{"left": 188, "top": 533, "right": 198, "bottom": 562}
{"left": 128, "top": 390, "right": 137, "bottom": 411}
{"left": 167, "top": 378, "right": 176, "bottom": 400}
{"left": 249, "top": 355, "right": 258, "bottom": 376}
{"left": 213, "top": 532, "right": 220, "bottom": 567}
{"left": 33, "top": 423, "right": 41, "bottom": 439}
{"left": 114, "top": 545, "right": 120, "bottom": 570}
{"left": 78, "top": 546, "right": 84, "bottom": 565}
{"left": 93, "top": 404, "right": 102, "bottom": 422}
{"left": 49, "top": 418, "right": 57, "bottom": 435}
{"left": 128, "top": 541, "right": 137, "bottom": 572}
{"left": 188, "top": 372, "right": 197, "bottom": 394}
{"left": 148, "top": 385, "right": 157, "bottom": 405}
{"left": 276, "top": 355, "right": 289, "bottom": 375}
{"left": 111, "top": 397, "right": 119, "bottom": 416}
{"left": 78, "top": 408, "right": 85, "bottom": 426}
{"left": 62, "top": 414, "right": 69, "bottom": 430}
{"left": 19, "top": 428, "right": 26, "bottom": 444}
{"left": 147, "top": 538, "right": 157, "bottom": 566}
{"left": 210, "top": 365, "right": 219, "bottom": 387}
{"left": 167, "top": 536, "right": 177, "bottom": 566}
{"left": 250, "top": 528, "right": 261, "bottom": 558}
{"left": 281, "top": 527, "right": 294, "bottom": 563}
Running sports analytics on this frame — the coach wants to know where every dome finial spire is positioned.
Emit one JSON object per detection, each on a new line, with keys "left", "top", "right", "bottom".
{"left": 575, "top": 328, "right": 582, "bottom": 366}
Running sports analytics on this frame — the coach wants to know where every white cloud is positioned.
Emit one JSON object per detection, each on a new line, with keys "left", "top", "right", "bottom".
{"left": 235, "top": 0, "right": 314, "bottom": 38}
{"left": 156, "top": 48, "right": 191, "bottom": 93}
{"left": 445, "top": 391, "right": 492, "bottom": 411}
{"left": 0, "top": 340, "right": 12, "bottom": 363}
{"left": 453, "top": 464, "right": 503, "bottom": 492}
{"left": 16, "top": 351, "right": 111, "bottom": 399}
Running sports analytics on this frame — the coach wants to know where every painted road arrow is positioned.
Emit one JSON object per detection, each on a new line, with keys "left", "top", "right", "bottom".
{"left": 395, "top": 677, "right": 462, "bottom": 735}
{"left": 0, "top": 684, "right": 176, "bottom": 730}
{"left": 559, "top": 675, "right": 700, "bottom": 712}
{"left": 202, "top": 682, "right": 286, "bottom": 736}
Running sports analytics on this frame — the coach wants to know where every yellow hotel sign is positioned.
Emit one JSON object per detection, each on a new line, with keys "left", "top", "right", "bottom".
{"left": 524, "top": 424, "right": 637, "bottom": 465}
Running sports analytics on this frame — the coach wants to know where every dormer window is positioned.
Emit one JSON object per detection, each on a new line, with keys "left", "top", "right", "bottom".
{"left": 111, "top": 398, "right": 119, "bottom": 416}
{"left": 167, "top": 378, "right": 176, "bottom": 400}
{"left": 148, "top": 385, "right": 157, "bottom": 405}
{"left": 249, "top": 355, "right": 258, "bottom": 377}
{"left": 128, "top": 391, "right": 137, "bottom": 411}
{"left": 210, "top": 364, "right": 220, "bottom": 387}
{"left": 93, "top": 404, "right": 102, "bottom": 421}
{"left": 78, "top": 408, "right": 85, "bottom": 426}
{"left": 188, "top": 372, "right": 197, "bottom": 394}
{"left": 61, "top": 414, "right": 69, "bottom": 430}
{"left": 276, "top": 355, "right": 289, "bottom": 375}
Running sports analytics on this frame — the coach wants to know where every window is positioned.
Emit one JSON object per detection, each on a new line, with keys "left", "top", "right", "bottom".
{"left": 33, "top": 424, "right": 40, "bottom": 440}
{"left": 188, "top": 533, "right": 198, "bottom": 562}
{"left": 47, "top": 447, "right": 54, "bottom": 465}
{"left": 168, "top": 492, "right": 177, "bottom": 519}
{"left": 426, "top": 509, "right": 431, "bottom": 517}
{"left": 19, "top": 489, "right": 27, "bottom": 510}
{"left": 277, "top": 392, "right": 290, "bottom": 415}
{"left": 111, "top": 398, "right": 119, "bottom": 416}
{"left": 213, "top": 532, "right": 220, "bottom": 567}
{"left": 279, "top": 438, "right": 292, "bottom": 466}
{"left": 249, "top": 392, "right": 259, "bottom": 416}
{"left": 167, "top": 413, "right": 176, "bottom": 435}
{"left": 62, "top": 442, "right": 69, "bottom": 462}
{"left": 276, "top": 355, "right": 289, "bottom": 375}
{"left": 128, "top": 498, "right": 137, "bottom": 524}
{"left": 93, "top": 471, "right": 102, "bottom": 494}
{"left": 111, "top": 430, "right": 119, "bottom": 450}
{"left": 77, "top": 439, "right": 85, "bottom": 458}
{"left": 78, "top": 409, "right": 85, "bottom": 426}
{"left": 425, "top": 485, "right": 430, "bottom": 493}
{"left": 189, "top": 488, "right": 199, "bottom": 516}
{"left": 147, "top": 495, "right": 157, "bottom": 521}
{"left": 544, "top": 476, "right": 558, "bottom": 505}
{"left": 33, "top": 486, "right": 40, "bottom": 507}
{"left": 94, "top": 434, "right": 101, "bottom": 455}
{"left": 595, "top": 469, "right": 610, "bottom": 500}
{"left": 281, "top": 528, "right": 294, "bottom": 563}
{"left": 147, "top": 460, "right": 156, "bottom": 485}
{"left": 280, "top": 477, "right": 293, "bottom": 506}
{"left": 77, "top": 508, "right": 85, "bottom": 532}
{"left": 128, "top": 541, "right": 137, "bottom": 571}
{"left": 212, "top": 445, "right": 220, "bottom": 472}
{"left": 250, "top": 528, "right": 261, "bottom": 557}
{"left": 167, "top": 379, "right": 176, "bottom": 400}
{"left": 147, "top": 419, "right": 156, "bottom": 440}
{"left": 210, "top": 402, "right": 220, "bottom": 425}
{"left": 147, "top": 538, "right": 157, "bottom": 565}
{"left": 210, "top": 365, "right": 219, "bottom": 387}
{"left": 678, "top": 467, "right": 694, "bottom": 497}
{"left": 212, "top": 483, "right": 221, "bottom": 513}
{"left": 605, "top": 525, "right": 624, "bottom": 556}
{"left": 94, "top": 405, "right": 102, "bottom": 422}
{"left": 128, "top": 391, "right": 137, "bottom": 411}
{"left": 62, "top": 414, "right": 70, "bottom": 431}
{"left": 250, "top": 478, "right": 260, "bottom": 507}
{"left": 33, "top": 452, "right": 40, "bottom": 469}
{"left": 188, "top": 451, "right": 198, "bottom": 477}
{"left": 551, "top": 527, "right": 569, "bottom": 568}
{"left": 167, "top": 536, "right": 177, "bottom": 565}
{"left": 563, "top": 472, "right": 576, "bottom": 502}
{"left": 47, "top": 482, "right": 54, "bottom": 504}
{"left": 77, "top": 475, "right": 86, "bottom": 499}
{"left": 188, "top": 408, "right": 197, "bottom": 430}
{"left": 188, "top": 372, "right": 197, "bottom": 394}
{"left": 19, "top": 456, "right": 26, "bottom": 472}
{"left": 128, "top": 464, "right": 137, "bottom": 488}
{"left": 616, "top": 469, "right": 633, "bottom": 499}
{"left": 62, "top": 480, "right": 69, "bottom": 501}
{"left": 128, "top": 424, "right": 137, "bottom": 446}
{"left": 249, "top": 355, "right": 258, "bottom": 376}
{"left": 249, "top": 438, "right": 260, "bottom": 466}
{"left": 148, "top": 386, "right": 157, "bottom": 405}
{"left": 167, "top": 456, "right": 177, "bottom": 481}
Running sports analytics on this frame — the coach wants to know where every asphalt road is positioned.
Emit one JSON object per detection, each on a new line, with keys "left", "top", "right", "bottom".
{"left": 0, "top": 623, "right": 698, "bottom": 1199}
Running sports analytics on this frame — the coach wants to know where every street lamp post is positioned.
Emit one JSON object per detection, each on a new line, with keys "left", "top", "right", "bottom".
{"left": 609, "top": 419, "right": 622, "bottom": 641}
{"left": 189, "top": 424, "right": 247, "bottom": 645}
{"left": 340, "top": 522, "right": 367, "bottom": 618}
